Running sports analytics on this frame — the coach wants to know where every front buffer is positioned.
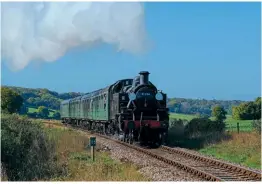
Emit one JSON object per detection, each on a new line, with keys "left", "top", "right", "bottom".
{"left": 123, "top": 120, "right": 168, "bottom": 147}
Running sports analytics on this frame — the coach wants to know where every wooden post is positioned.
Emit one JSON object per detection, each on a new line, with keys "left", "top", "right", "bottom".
{"left": 91, "top": 146, "right": 95, "bottom": 161}
{"left": 90, "top": 137, "right": 96, "bottom": 161}
{"left": 237, "top": 122, "right": 240, "bottom": 134}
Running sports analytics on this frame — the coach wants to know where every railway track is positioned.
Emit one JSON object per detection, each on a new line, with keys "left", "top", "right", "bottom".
{"left": 159, "top": 146, "right": 261, "bottom": 181}
{"left": 43, "top": 121, "right": 261, "bottom": 181}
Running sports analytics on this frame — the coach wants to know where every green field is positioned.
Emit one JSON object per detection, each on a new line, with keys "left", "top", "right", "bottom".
{"left": 28, "top": 107, "right": 56, "bottom": 117}
{"left": 169, "top": 113, "right": 197, "bottom": 120}
{"left": 169, "top": 113, "right": 253, "bottom": 132}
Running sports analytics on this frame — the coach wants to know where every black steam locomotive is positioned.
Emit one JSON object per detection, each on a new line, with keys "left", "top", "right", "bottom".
{"left": 61, "top": 71, "right": 169, "bottom": 146}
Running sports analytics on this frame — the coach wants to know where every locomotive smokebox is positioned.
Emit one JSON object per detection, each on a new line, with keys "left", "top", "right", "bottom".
{"left": 139, "top": 71, "right": 150, "bottom": 85}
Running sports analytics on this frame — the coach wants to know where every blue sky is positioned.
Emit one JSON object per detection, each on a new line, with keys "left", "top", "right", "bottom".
{"left": 2, "top": 2, "right": 261, "bottom": 101}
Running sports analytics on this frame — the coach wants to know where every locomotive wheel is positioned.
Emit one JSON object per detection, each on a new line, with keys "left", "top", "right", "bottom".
{"left": 158, "top": 133, "right": 164, "bottom": 146}
{"left": 162, "top": 132, "right": 168, "bottom": 145}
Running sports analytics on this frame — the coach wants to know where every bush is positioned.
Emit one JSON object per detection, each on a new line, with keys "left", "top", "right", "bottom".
{"left": 167, "top": 117, "right": 227, "bottom": 149}
{"left": 37, "top": 106, "right": 49, "bottom": 119}
{"left": 169, "top": 119, "right": 188, "bottom": 137}
{"left": 1, "top": 114, "right": 65, "bottom": 181}
{"left": 168, "top": 119, "right": 188, "bottom": 145}
{"left": 52, "top": 112, "right": 61, "bottom": 120}
{"left": 184, "top": 117, "right": 225, "bottom": 138}
{"left": 27, "top": 112, "right": 38, "bottom": 118}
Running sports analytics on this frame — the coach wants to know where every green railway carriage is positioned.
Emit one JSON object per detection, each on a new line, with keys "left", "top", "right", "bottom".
{"left": 60, "top": 79, "right": 134, "bottom": 122}
{"left": 60, "top": 99, "right": 71, "bottom": 118}
{"left": 70, "top": 96, "right": 82, "bottom": 119}
{"left": 80, "top": 86, "right": 111, "bottom": 121}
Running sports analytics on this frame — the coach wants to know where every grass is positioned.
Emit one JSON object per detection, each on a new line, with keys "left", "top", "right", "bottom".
{"left": 43, "top": 123, "right": 148, "bottom": 181}
{"left": 198, "top": 132, "right": 261, "bottom": 169}
{"left": 169, "top": 113, "right": 253, "bottom": 132}
{"left": 169, "top": 113, "right": 197, "bottom": 121}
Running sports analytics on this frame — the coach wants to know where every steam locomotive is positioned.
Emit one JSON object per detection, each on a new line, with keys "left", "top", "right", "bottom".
{"left": 60, "top": 71, "right": 169, "bottom": 146}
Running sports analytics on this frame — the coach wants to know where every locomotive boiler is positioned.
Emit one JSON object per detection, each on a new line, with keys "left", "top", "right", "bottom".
{"left": 60, "top": 71, "right": 169, "bottom": 146}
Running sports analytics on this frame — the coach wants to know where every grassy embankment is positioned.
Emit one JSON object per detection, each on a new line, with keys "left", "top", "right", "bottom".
{"left": 199, "top": 132, "right": 261, "bottom": 169}
{"left": 169, "top": 113, "right": 261, "bottom": 169}
{"left": 43, "top": 122, "right": 148, "bottom": 181}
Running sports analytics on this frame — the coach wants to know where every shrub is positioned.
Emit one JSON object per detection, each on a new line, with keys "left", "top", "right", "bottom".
{"left": 27, "top": 112, "right": 38, "bottom": 118}
{"left": 168, "top": 119, "right": 188, "bottom": 145}
{"left": 1, "top": 114, "right": 66, "bottom": 181}
{"left": 184, "top": 117, "right": 225, "bottom": 138}
{"left": 168, "top": 117, "right": 226, "bottom": 148}
{"left": 52, "top": 112, "right": 61, "bottom": 120}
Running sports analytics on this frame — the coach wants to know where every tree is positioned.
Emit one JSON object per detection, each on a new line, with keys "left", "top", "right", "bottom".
{"left": 232, "top": 97, "right": 261, "bottom": 120}
{"left": 1, "top": 87, "right": 23, "bottom": 114}
{"left": 212, "top": 105, "right": 227, "bottom": 122}
{"left": 37, "top": 106, "right": 49, "bottom": 118}
{"left": 52, "top": 112, "right": 61, "bottom": 120}
{"left": 232, "top": 106, "right": 241, "bottom": 120}
{"left": 254, "top": 97, "right": 261, "bottom": 120}
{"left": 19, "top": 105, "right": 28, "bottom": 115}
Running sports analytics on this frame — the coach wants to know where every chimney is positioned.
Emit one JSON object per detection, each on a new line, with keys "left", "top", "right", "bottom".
{"left": 139, "top": 71, "right": 150, "bottom": 85}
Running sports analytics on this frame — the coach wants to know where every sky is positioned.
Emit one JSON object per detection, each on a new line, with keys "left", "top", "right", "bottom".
{"left": 1, "top": 2, "right": 261, "bottom": 101}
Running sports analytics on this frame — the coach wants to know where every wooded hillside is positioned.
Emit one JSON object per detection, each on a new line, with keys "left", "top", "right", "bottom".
{"left": 3, "top": 85, "right": 248, "bottom": 116}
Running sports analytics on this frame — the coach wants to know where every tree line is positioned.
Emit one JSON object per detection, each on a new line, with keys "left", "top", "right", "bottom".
{"left": 4, "top": 85, "right": 83, "bottom": 110}
{"left": 2, "top": 85, "right": 261, "bottom": 122}
{"left": 167, "top": 97, "right": 244, "bottom": 116}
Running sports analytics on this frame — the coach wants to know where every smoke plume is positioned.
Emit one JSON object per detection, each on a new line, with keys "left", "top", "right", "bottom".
{"left": 1, "top": 2, "right": 147, "bottom": 71}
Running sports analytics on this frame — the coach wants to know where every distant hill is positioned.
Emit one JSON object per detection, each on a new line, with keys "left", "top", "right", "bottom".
{"left": 3, "top": 85, "right": 247, "bottom": 115}
{"left": 4, "top": 86, "right": 84, "bottom": 110}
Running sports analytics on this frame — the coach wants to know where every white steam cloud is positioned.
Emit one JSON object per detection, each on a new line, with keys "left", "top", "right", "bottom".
{"left": 1, "top": 2, "right": 147, "bottom": 71}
